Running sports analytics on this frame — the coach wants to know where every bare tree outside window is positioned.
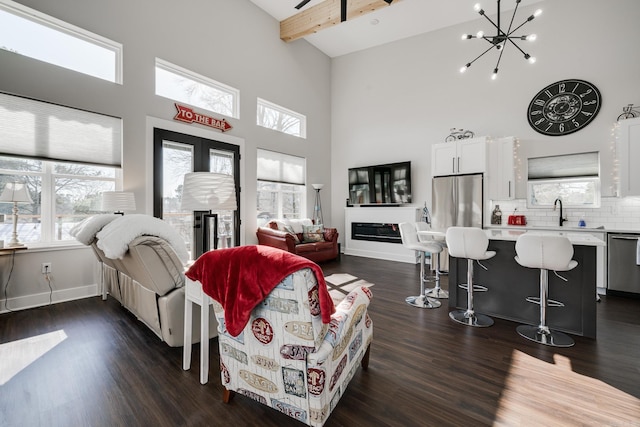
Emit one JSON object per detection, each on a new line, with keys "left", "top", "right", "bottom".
{"left": 155, "top": 59, "right": 239, "bottom": 119}
{"left": 256, "top": 98, "right": 306, "bottom": 138}
{"left": 0, "top": 156, "right": 117, "bottom": 243}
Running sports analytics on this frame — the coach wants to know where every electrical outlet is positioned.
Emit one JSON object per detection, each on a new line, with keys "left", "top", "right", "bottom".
{"left": 42, "top": 262, "right": 52, "bottom": 274}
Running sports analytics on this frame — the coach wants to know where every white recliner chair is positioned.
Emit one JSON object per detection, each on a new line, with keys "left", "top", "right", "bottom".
{"left": 72, "top": 214, "right": 216, "bottom": 347}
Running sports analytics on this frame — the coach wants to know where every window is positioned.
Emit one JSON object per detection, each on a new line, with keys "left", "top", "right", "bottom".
{"left": 528, "top": 178, "right": 601, "bottom": 208}
{"left": 0, "top": 92, "right": 122, "bottom": 245}
{"left": 256, "top": 149, "right": 306, "bottom": 226}
{"left": 527, "top": 152, "right": 601, "bottom": 208}
{"left": 155, "top": 58, "right": 239, "bottom": 119}
{"left": 0, "top": 157, "right": 120, "bottom": 245}
{"left": 0, "top": 0, "right": 122, "bottom": 83}
{"left": 257, "top": 98, "right": 306, "bottom": 138}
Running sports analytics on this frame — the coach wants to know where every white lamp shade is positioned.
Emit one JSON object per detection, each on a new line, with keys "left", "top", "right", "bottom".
{"left": 0, "top": 182, "right": 33, "bottom": 203}
{"left": 181, "top": 172, "right": 237, "bottom": 211}
{"left": 312, "top": 183, "right": 324, "bottom": 190}
{"left": 101, "top": 191, "right": 136, "bottom": 212}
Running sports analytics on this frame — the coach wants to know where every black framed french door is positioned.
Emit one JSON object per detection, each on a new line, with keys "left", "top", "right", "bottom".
{"left": 153, "top": 128, "right": 240, "bottom": 259}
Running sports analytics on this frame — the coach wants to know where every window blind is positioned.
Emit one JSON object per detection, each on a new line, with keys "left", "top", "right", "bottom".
{"left": 528, "top": 152, "right": 599, "bottom": 180}
{"left": 0, "top": 92, "right": 122, "bottom": 167}
{"left": 257, "top": 149, "right": 305, "bottom": 185}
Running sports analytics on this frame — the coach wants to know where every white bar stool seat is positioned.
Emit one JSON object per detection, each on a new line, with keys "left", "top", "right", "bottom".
{"left": 515, "top": 233, "right": 578, "bottom": 347}
{"left": 446, "top": 227, "right": 496, "bottom": 327}
{"left": 399, "top": 222, "right": 444, "bottom": 309}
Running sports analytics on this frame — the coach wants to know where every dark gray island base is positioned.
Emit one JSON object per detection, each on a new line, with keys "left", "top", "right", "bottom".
{"left": 448, "top": 238, "right": 597, "bottom": 338}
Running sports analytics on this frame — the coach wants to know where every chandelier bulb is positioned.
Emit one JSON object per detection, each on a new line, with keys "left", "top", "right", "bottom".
{"left": 462, "top": 34, "right": 472, "bottom": 40}
{"left": 474, "top": 3, "right": 482, "bottom": 12}
{"left": 534, "top": 9, "right": 542, "bottom": 17}
{"left": 460, "top": 64, "right": 471, "bottom": 73}
{"left": 527, "top": 55, "right": 537, "bottom": 64}
{"left": 476, "top": 30, "right": 484, "bottom": 38}
{"left": 527, "top": 34, "right": 537, "bottom": 41}
{"left": 491, "top": 69, "right": 498, "bottom": 80}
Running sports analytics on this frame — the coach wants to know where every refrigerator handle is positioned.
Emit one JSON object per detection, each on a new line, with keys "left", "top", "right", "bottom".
{"left": 457, "top": 156, "right": 460, "bottom": 173}
{"left": 508, "top": 181, "right": 511, "bottom": 198}
{"left": 451, "top": 157, "right": 455, "bottom": 174}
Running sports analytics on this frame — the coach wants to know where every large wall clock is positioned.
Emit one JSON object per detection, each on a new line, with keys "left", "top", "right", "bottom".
{"left": 527, "top": 79, "right": 601, "bottom": 136}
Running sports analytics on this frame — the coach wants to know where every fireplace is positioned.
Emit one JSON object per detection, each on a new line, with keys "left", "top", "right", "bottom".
{"left": 351, "top": 222, "right": 401, "bottom": 244}
{"left": 344, "top": 206, "right": 419, "bottom": 263}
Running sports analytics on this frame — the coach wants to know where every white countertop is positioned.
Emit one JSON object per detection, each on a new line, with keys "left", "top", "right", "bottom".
{"left": 485, "top": 229, "right": 606, "bottom": 246}
{"left": 486, "top": 225, "right": 640, "bottom": 234}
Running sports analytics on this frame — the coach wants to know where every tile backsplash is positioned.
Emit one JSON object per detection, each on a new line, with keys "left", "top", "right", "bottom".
{"left": 489, "top": 197, "right": 640, "bottom": 231}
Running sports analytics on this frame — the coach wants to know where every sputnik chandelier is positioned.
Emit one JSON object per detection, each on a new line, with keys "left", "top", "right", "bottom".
{"left": 460, "top": 0, "right": 542, "bottom": 80}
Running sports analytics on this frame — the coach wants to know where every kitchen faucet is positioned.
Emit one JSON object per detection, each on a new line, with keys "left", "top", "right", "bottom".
{"left": 553, "top": 198, "right": 568, "bottom": 227}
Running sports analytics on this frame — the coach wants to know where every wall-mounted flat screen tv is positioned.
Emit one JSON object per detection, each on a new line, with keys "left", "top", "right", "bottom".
{"left": 348, "top": 161, "right": 411, "bottom": 206}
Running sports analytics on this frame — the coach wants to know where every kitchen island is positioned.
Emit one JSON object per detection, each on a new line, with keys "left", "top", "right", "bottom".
{"left": 448, "top": 229, "right": 605, "bottom": 338}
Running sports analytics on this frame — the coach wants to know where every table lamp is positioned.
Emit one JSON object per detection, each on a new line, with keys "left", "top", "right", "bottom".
{"left": 101, "top": 191, "right": 136, "bottom": 215}
{"left": 0, "top": 182, "right": 34, "bottom": 247}
{"left": 181, "top": 172, "right": 237, "bottom": 258}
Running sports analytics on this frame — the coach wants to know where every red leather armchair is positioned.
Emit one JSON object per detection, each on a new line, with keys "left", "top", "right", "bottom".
{"left": 256, "top": 221, "right": 339, "bottom": 263}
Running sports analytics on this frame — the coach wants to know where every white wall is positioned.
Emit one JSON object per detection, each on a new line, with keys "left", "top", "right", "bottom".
{"left": 0, "top": 0, "right": 332, "bottom": 308}
{"left": 331, "top": 0, "right": 640, "bottom": 241}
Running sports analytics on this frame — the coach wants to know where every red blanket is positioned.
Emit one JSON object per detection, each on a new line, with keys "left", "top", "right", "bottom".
{"left": 185, "top": 245, "right": 335, "bottom": 336}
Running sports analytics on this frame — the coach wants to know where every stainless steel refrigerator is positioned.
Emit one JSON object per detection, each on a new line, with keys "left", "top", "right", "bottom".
{"left": 431, "top": 174, "right": 483, "bottom": 231}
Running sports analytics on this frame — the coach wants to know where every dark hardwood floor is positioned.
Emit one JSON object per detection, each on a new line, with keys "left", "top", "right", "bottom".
{"left": 1, "top": 254, "right": 639, "bottom": 426}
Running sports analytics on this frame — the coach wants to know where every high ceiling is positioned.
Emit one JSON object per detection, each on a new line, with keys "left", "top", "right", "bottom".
{"left": 250, "top": 0, "right": 544, "bottom": 58}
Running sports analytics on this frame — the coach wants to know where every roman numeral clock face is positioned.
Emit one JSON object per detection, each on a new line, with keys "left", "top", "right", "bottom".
{"left": 527, "top": 79, "right": 601, "bottom": 136}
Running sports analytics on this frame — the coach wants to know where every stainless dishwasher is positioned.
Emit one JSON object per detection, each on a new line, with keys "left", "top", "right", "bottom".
{"left": 607, "top": 232, "right": 640, "bottom": 295}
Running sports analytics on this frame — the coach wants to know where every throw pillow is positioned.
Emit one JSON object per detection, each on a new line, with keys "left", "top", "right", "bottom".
{"left": 303, "top": 224, "right": 325, "bottom": 243}
{"left": 287, "top": 218, "right": 313, "bottom": 234}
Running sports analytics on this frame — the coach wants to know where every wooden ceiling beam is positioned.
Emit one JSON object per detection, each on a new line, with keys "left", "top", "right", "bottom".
{"left": 280, "top": 0, "right": 400, "bottom": 43}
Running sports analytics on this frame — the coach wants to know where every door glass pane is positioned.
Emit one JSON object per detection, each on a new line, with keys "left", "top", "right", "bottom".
{"left": 210, "top": 149, "right": 235, "bottom": 248}
{"left": 162, "top": 141, "right": 194, "bottom": 256}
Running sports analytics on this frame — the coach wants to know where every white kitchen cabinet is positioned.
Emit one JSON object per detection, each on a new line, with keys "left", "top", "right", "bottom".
{"left": 617, "top": 116, "right": 640, "bottom": 197}
{"left": 432, "top": 137, "right": 487, "bottom": 176}
{"left": 487, "top": 137, "right": 516, "bottom": 200}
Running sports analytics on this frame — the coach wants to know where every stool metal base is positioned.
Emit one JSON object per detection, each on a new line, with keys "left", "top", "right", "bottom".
{"left": 449, "top": 309, "right": 494, "bottom": 327}
{"left": 406, "top": 295, "right": 441, "bottom": 309}
{"left": 425, "top": 287, "right": 449, "bottom": 299}
{"left": 516, "top": 325, "right": 574, "bottom": 347}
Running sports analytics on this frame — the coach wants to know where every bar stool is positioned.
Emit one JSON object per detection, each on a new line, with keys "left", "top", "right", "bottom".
{"left": 415, "top": 221, "right": 448, "bottom": 299}
{"left": 515, "top": 233, "right": 578, "bottom": 347}
{"left": 399, "top": 222, "right": 444, "bottom": 309}
{"left": 445, "top": 227, "right": 495, "bottom": 327}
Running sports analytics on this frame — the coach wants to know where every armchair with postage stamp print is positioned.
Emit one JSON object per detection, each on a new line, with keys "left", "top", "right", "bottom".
{"left": 186, "top": 246, "right": 373, "bottom": 427}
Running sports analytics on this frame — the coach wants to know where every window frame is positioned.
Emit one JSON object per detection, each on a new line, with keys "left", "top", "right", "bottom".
{"left": 527, "top": 176, "right": 601, "bottom": 209}
{"left": 256, "top": 149, "right": 306, "bottom": 225}
{"left": 0, "top": 158, "right": 122, "bottom": 247}
{"left": 155, "top": 58, "right": 240, "bottom": 119}
{"left": 256, "top": 98, "right": 307, "bottom": 139}
{"left": 0, "top": 0, "right": 123, "bottom": 84}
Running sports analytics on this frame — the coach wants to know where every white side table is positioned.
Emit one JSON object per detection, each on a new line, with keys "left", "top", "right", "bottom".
{"left": 183, "top": 277, "right": 215, "bottom": 384}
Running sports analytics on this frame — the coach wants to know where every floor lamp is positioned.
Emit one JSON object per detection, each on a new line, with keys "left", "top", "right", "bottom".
{"left": 0, "top": 182, "right": 33, "bottom": 247}
{"left": 312, "top": 183, "right": 324, "bottom": 226}
{"left": 101, "top": 191, "right": 136, "bottom": 215}
{"left": 181, "top": 172, "right": 237, "bottom": 259}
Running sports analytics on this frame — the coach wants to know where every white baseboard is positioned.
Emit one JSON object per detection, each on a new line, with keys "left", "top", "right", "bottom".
{"left": 0, "top": 284, "right": 99, "bottom": 314}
